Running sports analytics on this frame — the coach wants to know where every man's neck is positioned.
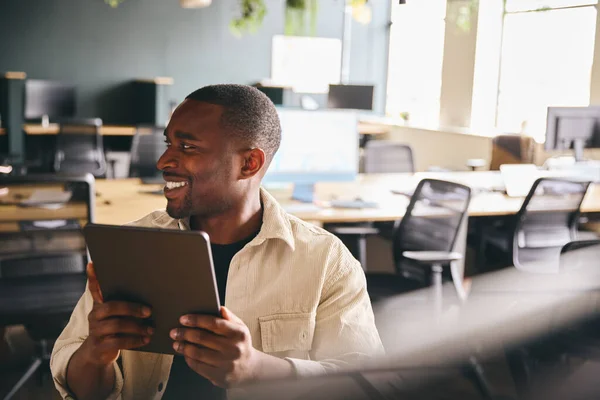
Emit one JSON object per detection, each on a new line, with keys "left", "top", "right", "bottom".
{"left": 189, "top": 190, "right": 263, "bottom": 245}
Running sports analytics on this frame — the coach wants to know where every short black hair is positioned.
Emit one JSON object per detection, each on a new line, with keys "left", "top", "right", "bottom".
{"left": 185, "top": 84, "right": 281, "bottom": 163}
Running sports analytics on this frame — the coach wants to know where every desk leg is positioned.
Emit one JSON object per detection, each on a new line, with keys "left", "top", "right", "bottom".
{"left": 432, "top": 263, "right": 443, "bottom": 318}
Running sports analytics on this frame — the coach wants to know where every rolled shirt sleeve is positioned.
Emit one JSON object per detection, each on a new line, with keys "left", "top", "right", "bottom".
{"left": 50, "top": 284, "right": 124, "bottom": 400}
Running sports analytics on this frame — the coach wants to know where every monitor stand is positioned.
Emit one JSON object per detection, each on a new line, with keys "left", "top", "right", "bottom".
{"left": 573, "top": 139, "right": 585, "bottom": 162}
{"left": 292, "top": 183, "right": 315, "bottom": 203}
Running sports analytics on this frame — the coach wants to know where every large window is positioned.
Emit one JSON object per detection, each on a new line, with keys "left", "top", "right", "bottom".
{"left": 385, "top": 0, "right": 447, "bottom": 127}
{"left": 495, "top": 0, "right": 597, "bottom": 141}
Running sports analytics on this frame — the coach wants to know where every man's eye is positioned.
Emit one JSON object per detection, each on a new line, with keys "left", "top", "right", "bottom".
{"left": 181, "top": 143, "right": 193, "bottom": 150}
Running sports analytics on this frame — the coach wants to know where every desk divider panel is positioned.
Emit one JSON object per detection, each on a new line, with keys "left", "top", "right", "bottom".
{"left": 0, "top": 72, "right": 26, "bottom": 163}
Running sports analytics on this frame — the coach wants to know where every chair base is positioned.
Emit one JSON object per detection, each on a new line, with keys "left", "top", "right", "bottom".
{"left": 3, "top": 358, "right": 43, "bottom": 400}
{"left": 3, "top": 339, "right": 51, "bottom": 400}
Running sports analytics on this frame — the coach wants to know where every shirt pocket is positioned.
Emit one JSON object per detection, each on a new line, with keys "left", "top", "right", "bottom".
{"left": 258, "top": 312, "right": 316, "bottom": 358}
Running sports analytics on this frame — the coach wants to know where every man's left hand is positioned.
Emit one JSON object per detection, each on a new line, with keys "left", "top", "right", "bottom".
{"left": 170, "top": 306, "right": 259, "bottom": 388}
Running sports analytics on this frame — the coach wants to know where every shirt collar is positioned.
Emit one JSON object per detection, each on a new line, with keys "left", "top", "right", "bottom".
{"left": 250, "top": 187, "right": 295, "bottom": 251}
{"left": 151, "top": 188, "right": 295, "bottom": 251}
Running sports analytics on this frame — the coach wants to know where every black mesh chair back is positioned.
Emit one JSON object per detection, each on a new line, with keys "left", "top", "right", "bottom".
{"left": 129, "top": 125, "right": 167, "bottom": 178}
{"left": 364, "top": 141, "right": 415, "bottom": 173}
{"left": 512, "top": 178, "right": 590, "bottom": 270}
{"left": 54, "top": 118, "right": 106, "bottom": 177}
{"left": 392, "top": 179, "right": 471, "bottom": 277}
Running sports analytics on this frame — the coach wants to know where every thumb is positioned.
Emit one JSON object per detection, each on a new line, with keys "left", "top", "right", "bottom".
{"left": 86, "top": 262, "right": 104, "bottom": 304}
{"left": 220, "top": 306, "right": 243, "bottom": 324}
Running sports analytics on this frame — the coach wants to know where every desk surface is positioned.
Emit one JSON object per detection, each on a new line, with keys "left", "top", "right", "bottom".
{"left": 0, "top": 124, "right": 137, "bottom": 136}
{"left": 0, "top": 121, "right": 385, "bottom": 137}
{"left": 93, "top": 172, "right": 600, "bottom": 226}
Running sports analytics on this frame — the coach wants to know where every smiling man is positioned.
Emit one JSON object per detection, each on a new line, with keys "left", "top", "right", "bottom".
{"left": 50, "top": 84, "right": 384, "bottom": 400}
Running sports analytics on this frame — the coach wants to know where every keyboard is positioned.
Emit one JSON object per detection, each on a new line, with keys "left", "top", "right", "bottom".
{"left": 330, "top": 199, "right": 379, "bottom": 209}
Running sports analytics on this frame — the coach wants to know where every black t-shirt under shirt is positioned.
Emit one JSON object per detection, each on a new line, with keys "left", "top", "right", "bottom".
{"left": 161, "top": 230, "right": 259, "bottom": 400}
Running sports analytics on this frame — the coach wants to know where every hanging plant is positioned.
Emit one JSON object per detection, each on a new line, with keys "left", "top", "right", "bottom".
{"left": 285, "top": 0, "right": 318, "bottom": 36}
{"left": 445, "top": 0, "right": 478, "bottom": 33}
{"left": 230, "top": 0, "right": 268, "bottom": 37}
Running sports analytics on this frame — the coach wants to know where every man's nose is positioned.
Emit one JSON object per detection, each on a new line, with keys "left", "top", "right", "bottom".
{"left": 157, "top": 148, "right": 177, "bottom": 171}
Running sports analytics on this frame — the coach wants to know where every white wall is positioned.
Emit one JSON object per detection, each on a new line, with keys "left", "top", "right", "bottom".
{"left": 384, "top": 125, "right": 491, "bottom": 171}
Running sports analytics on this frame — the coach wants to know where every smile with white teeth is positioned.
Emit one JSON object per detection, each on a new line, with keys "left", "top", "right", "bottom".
{"left": 165, "top": 181, "right": 188, "bottom": 190}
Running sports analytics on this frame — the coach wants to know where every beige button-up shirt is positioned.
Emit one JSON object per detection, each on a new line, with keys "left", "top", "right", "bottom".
{"left": 50, "top": 188, "right": 384, "bottom": 399}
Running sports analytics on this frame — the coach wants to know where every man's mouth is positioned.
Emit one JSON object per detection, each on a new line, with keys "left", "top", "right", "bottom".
{"left": 165, "top": 181, "right": 188, "bottom": 190}
{"left": 164, "top": 180, "right": 189, "bottom": 199}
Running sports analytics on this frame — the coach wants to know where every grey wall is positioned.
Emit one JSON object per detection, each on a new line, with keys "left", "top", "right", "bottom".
{"left": 0, "top": 0, "right": 390, "bottom": 124}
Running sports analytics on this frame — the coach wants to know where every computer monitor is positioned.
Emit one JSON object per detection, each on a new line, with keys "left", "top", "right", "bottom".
{"left": 263, "top": 109, "right": 359, "bottom": 202}
{"left": 545, "top": 106, "right": 600, "bottom": 162}
{"left": 24, "top": 79, "right": 76, "bottom": 125}
{"left": 327, "top": 84, "right": 374, "bottom": 111}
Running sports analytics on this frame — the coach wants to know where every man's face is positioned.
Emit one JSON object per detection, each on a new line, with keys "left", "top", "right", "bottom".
{"left": 156, "top": 100, "right": 243, "bottom": 219}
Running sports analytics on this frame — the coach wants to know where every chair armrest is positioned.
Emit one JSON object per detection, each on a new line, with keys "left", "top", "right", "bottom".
{"left": 402, "top": 251, "right": 462, "bottom": 264}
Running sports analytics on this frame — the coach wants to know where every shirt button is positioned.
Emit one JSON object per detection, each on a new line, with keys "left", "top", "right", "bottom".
{"left": 158, "top": 382, "right": 164, "bottom": 392}
{"left": 300, "top": 331, "right": 308, "bottom": 340}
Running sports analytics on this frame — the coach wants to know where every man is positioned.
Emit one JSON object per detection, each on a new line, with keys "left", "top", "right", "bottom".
{"left": 50, "top": 84, "right": 384, "bottom": 399}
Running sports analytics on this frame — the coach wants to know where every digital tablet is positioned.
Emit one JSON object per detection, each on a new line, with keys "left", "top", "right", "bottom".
{"left": 83, "top": 223, "right": 220, "bottom": 355}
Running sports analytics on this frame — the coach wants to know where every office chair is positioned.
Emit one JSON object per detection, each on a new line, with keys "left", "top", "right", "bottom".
{"left": 502, "top": 239, "right": 600, "bottom": 399}
{"left": 478, "top": 178, "right": 590, "bottom": 272}
{"left": 363, "top": 140, "right": 415, "bottom": 174}
{"left": 367, "top": 180, "right": 496, "bottom": 399}
{"left": 0, "top": 174, "right": 93, "bottom": 399}
{"left": 54, "top": 118, "right": 106, "bottom": 177}
{"left": 366, "top": 179, "right": 472, "bottom": 298}
{"left": 489, "top": 134, "right": 535, "bottom": 171}
{"left": 129, "top": 125, "right": 167, "bottom": 183}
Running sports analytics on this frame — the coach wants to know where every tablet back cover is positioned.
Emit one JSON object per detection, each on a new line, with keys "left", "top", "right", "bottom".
{"left": 83, "top": 223, "right": 220, "bottom": 355}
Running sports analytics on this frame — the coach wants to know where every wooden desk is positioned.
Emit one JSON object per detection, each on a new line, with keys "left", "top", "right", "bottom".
{"left": 24, "top": 124, "right": 137, "bottom": 136}
{"left": 0, "top": 125, "right": 136, "bottom": 136}
{"left": 357, "top": 122, "right": 389, "bottom": 136}
{"left": 93, "top": 172, "right": 600, "bottom": 226}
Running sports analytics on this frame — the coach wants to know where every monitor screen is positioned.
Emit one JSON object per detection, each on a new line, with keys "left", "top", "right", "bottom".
{"left": 24, "top": 79, "right": 76, "bottom": 121}
{"left": 327, "top": 84, "right": 374, "bottom": 111}
{"left": 545, "top": 106, "right": 600, "bottom": 152}
{"left": 263, "top": 109, "right": 359, "bottom": 184}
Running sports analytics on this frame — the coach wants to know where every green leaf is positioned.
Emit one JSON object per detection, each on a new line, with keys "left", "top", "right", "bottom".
{"left": 284, "top": 0, "right": 318, "bottom": 36}
{"left": 229, "top": 0, "right": 268, "bottom": 37}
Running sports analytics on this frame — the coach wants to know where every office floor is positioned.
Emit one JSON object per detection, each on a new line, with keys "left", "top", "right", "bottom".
{"left": 0, "top": 327, "right": 60, "bottom": 399}
{"left": 0, "top": 368, "right": 60, "bottom": 400}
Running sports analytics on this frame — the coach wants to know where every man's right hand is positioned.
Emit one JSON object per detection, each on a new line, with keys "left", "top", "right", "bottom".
{"left": 66, "top": 262, "right": 154, "bottom": 400}
{"left": 79, "top": 262, "right": 154, "bottom": 366}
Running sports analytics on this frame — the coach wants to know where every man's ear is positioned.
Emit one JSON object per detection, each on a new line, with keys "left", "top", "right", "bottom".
{"left": 240, "top": 148, "right": 266, "bottom": 179}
